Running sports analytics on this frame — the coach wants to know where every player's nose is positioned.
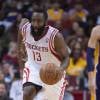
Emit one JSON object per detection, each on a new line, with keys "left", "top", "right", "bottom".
{"left": 34, "top": 21, "right": 39, "bottom": 28}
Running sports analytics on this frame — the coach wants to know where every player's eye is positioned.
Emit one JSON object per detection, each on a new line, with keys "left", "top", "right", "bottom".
{"left": 33, "top": 19, "right": 42, "bottom": 23}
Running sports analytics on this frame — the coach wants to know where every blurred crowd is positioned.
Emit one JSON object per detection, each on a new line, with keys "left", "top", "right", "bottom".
{"left": 0, "top": 0, "right": 100, "bottom": 100}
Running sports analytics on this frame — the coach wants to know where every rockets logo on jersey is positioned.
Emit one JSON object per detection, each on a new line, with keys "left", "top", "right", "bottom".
{"left": 25, "top": 42, "right": 49, "bottom": 52}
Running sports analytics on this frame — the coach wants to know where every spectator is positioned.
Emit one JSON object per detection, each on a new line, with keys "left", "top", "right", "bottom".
{"left": 58, "top": 12, "right": 73, "bottom": 37}
{"left": 66, "top": 41, "right": 86, "bottom": 76}
{"left": 10, "top": 71, "right": 22, "bottom": 100}
{"left": 47, "top": 2, "right": 64, "bottom": 22}
{"left": 0, "top": 10, "right": 13, "bottom": 31}
{"left": 0, "top": 81, "right": 11, "bottom": 100}
{"left": 2, "top": 61, "right": 14, "bottom": 92}
{"left": 2, "top": 41, "right": 19, "bottom": 70}
{"left": 68, "top": 2, "right": 89, "bottom": 22}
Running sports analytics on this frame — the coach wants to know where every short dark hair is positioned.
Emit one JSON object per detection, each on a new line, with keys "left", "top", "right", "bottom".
{"left": 33, "top": 6, "right": 48, "bottom": 20}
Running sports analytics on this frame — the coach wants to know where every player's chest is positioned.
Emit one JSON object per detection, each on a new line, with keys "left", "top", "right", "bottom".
{"left": 25, "top": 36, "right": 50, "bottom": 52}
{"left": 26, "top": 36, "right": 49, "bottom": 46}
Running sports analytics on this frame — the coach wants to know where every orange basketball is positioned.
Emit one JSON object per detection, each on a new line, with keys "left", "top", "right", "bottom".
{"left": 39, "top": 63, "right": 63, "bottom": 85}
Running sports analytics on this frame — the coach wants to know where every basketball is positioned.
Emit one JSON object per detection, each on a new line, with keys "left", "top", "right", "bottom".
{"left": 39, "top": 63, "right": 63, "bottom": 85}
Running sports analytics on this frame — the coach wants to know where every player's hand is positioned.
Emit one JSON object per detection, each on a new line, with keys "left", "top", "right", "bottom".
{"left": 88, "top": 72, "right": 96, "bottom": 94}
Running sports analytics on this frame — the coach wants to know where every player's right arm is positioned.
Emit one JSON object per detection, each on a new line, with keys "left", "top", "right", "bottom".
{"left": 87, "top": 25, "right": 100, "bottom": 93}
{"left": 17, "top": 18, "right": 29, "bottom": 69}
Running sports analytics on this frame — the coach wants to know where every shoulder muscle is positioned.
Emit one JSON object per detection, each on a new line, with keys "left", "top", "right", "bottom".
{"left": 88, "top": 25, "right": 100, "bottom": 48}
{"left": 19, "top": 18, "right": 29, "bottom": 31}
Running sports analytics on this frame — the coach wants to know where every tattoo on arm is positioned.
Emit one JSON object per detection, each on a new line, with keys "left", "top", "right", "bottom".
{"left": 17, "top": 30, "right": 27, "bottom": 69}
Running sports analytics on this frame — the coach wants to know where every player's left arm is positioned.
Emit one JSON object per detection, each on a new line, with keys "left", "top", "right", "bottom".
{"left": 87, "top": 26, "right": 100, "bottom": 93}
{"left": 87, "top": 26, "right": 100, "bottom": 72}
{"left": 54, "top": 32, "right": 70, "bottom": 70}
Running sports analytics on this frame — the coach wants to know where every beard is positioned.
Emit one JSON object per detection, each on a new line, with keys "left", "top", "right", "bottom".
{"left": 31, "top": 25, "right": 45, "bottom": 37}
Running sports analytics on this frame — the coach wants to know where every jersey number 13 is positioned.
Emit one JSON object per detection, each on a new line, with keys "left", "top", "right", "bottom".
{"left": 33, "top": 51, "right": 41, "bottom": 61}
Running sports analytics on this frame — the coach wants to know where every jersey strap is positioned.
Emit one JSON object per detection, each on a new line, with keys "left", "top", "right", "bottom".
{"left": 21, "top": 22, "right": 30, "bottom": 42}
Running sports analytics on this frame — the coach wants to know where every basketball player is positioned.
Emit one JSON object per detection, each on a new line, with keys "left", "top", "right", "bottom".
{"left": 18, "top": 7, "right": 69, "bottom": 100}
{"left": 87, "top": 25, "right": 100, "bottom": 100}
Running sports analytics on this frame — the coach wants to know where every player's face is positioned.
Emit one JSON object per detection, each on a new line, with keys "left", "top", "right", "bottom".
{"left": 31, "top": 12, "right": 46, "bottom": 35}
